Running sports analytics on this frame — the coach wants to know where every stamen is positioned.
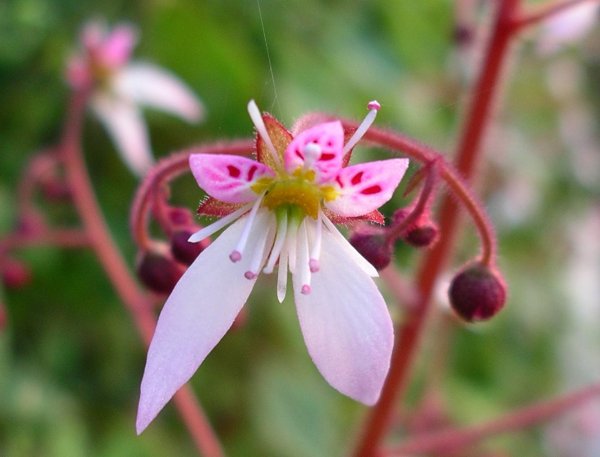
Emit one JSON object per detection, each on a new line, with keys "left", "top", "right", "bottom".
{"left": 303, "top": 143, "right": 321, "bottom": 169}
{"left": 263, "top": 210, "right": 288, "bottom": 274}
{"left": 309, "top": 211, "right": 323, "bottom": 273}
{"left": 286, "top": 220, "right": 298, "bottom": 274}
{"left": 342, "top": 99, "right": 381, "bottom": 154}
{"left": 277, "top": 247, "right": 288, "bottom": 303}
{"left": 247, "top": 100, "right": 282, "bottom": 168}
{"left": 244, "top": 218, "right": 275, "bottom": 280}
{"left": 230, "top": 193, "right": 265, "bottom": 262}
{"left": 188, "top": 203, "right": 253, "bottom": 243}
{"left": 296, "top": 219, "right": 312, "bottom": 295}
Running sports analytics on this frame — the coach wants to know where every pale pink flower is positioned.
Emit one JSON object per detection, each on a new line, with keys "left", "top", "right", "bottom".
{"left": 67, "top": 21, "right": 203, "bottom": 176}
{"left": 537, "top": 0, "right": 599, "bottom": 55}
{"left": 136, "top": 100, "right": 408, "bottom": 433}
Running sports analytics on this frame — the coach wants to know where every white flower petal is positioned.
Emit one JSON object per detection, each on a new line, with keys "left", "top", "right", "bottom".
{"left": 293, "top": 228, "right": 394, "bottom": 405}
{"left": 114, "top": 62, "right": 203, "bottom": 122}
{"left": 137, "top": 212, "right": 267, "bottom": 433}
{"left": 91, "top": 93, "right": 153, "bottom": 176}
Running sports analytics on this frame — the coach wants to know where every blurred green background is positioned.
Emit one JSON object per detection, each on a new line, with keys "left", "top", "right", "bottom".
{"left": 1, "top": 0, "right": 600, "bottom": 456}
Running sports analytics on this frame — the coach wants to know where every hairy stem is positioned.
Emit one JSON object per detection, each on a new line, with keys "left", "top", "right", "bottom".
{"left": 59, "top": 89, "right": 225, "bottom": 457}
{"left": 352, "top": 1, "right": 520, "bottom": 455}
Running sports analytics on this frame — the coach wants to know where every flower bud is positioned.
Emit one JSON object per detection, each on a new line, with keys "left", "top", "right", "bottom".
{"left": 403, "top": 224, "right": 439, "bottom": 248}
{"left": 1, "top": 258, "right": 31, "bottom": 289}
{"left": 170, "top": 230, "right": 204, "bottom": 266}
{"left": 448, "top": 264, "right": 506, "bottom": 322}
{"left": 41, "top": 179, "right": 71, "bottom": 201}
{"left": 137, "top": 252, "right": 185, "bottom": 294}
{"left": 349, "top": 232, "right": 392, "bottom": 270}
{"left": 168, "top": 207, "right": 195, "bottom": 227}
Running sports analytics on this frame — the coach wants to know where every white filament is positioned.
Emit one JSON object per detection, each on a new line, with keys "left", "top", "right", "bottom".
{"left": 343, "top": 100, "right": 380, "bottom": 154}
{"left": 247, "top": 100, "right": 282, "bottom": 167}
{"left": 309, "top": 211, "right": 323, "bottom": 273}
{"left": 188, "top": 203, "right": 253, "bottom": 243}
{"left": 230, "top": 194, "right": 265, "bottom": 261}
{"left": 263, "top": 211, "right": 288, "bottom": 274}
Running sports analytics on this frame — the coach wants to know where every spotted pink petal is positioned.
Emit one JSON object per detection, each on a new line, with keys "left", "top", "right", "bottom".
{"left": 189, "top": 154, "right": 274, "bottom": 203}
{"left": 293, "top": 225, "right": 393, "bottom": 405}
{"left": 284, "top": 121, "right": 344, "bottom": 182}
{"left": 325, "top": 158, "right": 409, "bottom": 218}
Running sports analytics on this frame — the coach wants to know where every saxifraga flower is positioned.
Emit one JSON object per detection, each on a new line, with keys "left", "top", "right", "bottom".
{"left": 67, "top": 20, "right": 203, "bottom": 176}
{"left": 136, "top": 100, "right": 409, "bottom": 433}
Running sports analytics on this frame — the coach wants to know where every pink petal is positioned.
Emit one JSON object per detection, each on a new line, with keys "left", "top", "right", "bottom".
{"left": 98, "top": 24, "right": 137, "bottom": 69}
{"left": 284, "top": 121, "right": 344, "bottom": 182}
{"left": 189, "top": 154, "right": 274, "bottom": 203}
{"left": 293, "top": 226, "right": 393, "bottom": 405}
{"left": 91, "top": 93, "right": 153, "bottom": 176}
{"left": 137, "top": 212, "right": 268, "bottom": 433}
{"left": 325, "top": 158, "right": 409, "bottom": 217}
{"left": 114, "top": 62, "right": 203, "bottom": 123}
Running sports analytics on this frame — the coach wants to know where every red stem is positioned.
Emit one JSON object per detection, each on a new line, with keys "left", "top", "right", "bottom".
{"left": 384, "top": 381, "right": 600, "bottom": 455}
{"left": 352, "top": 1, "right": 519, "bottom": 455}
{"left": 59, "top": 89, "right": 225, "bottom": 457}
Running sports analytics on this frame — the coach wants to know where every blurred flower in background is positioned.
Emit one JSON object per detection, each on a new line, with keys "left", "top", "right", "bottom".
{"left": 67, "top": 20, "right": 204, "bottom": 176}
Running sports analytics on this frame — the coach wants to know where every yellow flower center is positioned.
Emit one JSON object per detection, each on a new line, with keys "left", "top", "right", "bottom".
{"left": 252, "top": 168, "right": 339, "bottom": 219}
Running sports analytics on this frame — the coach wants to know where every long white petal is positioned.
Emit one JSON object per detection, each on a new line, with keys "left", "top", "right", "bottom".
{"left": 114, "top": 62, "right": 203, "bottom": 123}
{"left": 136, "top": 212, "right": 267, "bottom": 433}
{"left": 293, "top": 228, "right": 394, "bottom": 405}
{"left": 91, "top": 92, "right": 153, "bottom": 176}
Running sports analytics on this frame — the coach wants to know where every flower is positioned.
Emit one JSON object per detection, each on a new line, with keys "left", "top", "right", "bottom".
{"left": 136, "top": 100, "right": 409, "bottom": 433}
{"left": 67, "top": 20, "right": 203, "bottom": 176}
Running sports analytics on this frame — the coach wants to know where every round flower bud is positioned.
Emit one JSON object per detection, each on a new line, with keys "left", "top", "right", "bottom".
{"left": 137, "top": 252, "right": 185, "bottom": 295}
{"left": 1, "top": 258, "right": 31, "bottom": 289}
{"left": 349, "top": 232, "right": 392, "bottom": 270}
{"left": 170, "top": 230, "right": 204, "bottom": 266}
{"left": 448, "top": 264, "right": 506, "bottom": 322}
{"left": 403, "top": 224, "right": 439, "bottom": 248}
{"left": 168, "top": 207, "right": 195, "bottom": 227}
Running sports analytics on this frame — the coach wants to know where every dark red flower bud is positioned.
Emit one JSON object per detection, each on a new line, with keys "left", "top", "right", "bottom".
{"left": 41, "top": 179, "right": 71, "bottom": 201}
{"left": 349, "top": 232, "right": 392, "bottom": 270}
{"left": 170, "top": 230, "right": 204, "bottom": 266}
{"left": 1, "top": 258, "right": 31, "bottom": 289}
{"left": 137, "top": 252, "right": 185, "bottom": 295}
{"left": 449, "top": 264, "right": 506, "bottom": 322}
{"left": 403, "top": 224, "right": 439, "bottom": 248}
{"left": 168, "top": 207, "right": 195, "bottom": 227}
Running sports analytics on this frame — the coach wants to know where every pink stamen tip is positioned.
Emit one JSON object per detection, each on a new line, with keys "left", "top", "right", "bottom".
{"left": 301, "top": 284, "right": 312, "bottom": 295}
{"left": 309, "top": 259, "right": 320, "bottom": 273}
{"left": 367, "top": 100, "right": 381, "bottom": 111}
{"left": 244, "top": 271, "right": 257, "bottom": 280}
{"left": 229, "top": 251, "right": 242, "bottom": 262}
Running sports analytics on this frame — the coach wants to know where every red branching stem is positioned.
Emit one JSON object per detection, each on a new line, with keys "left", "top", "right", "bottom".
{"left": 59, "top": 89, "right": 225, "bottom": 457}
{"left": 385, "top": 160, "right": 440, "bottom": 245}
{"left": 352, "top": 1, "right": 519, "bottom": 455}
{"left": 513, "top": 0, "right": 598, "bottom": 30}
{"left": 384, "top": 381, "right": 600, "bottom": 456}
{"left": 348, "top": 125, "right": 497, "bottom": 267}
{"left": 130, "top": 141, "right": 254, "bottom": 252}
